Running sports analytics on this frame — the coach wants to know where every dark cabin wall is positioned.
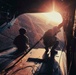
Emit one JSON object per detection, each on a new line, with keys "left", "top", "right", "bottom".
{"left": 63, "top": 0, "right": 76, "bottom": 70}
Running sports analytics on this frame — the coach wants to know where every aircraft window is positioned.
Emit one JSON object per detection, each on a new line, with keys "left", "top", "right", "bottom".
{"left": 0, "top": 12, "right": 65, "bottom": 51}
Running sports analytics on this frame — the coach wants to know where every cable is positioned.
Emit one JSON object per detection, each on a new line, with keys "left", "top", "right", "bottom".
{"left": 8, "top": 40, "right": 65, "bottom": 75}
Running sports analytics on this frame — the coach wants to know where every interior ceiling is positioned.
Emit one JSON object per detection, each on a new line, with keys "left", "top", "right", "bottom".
{"left": 0, "top": 0, "right": 76, "bottom": 25}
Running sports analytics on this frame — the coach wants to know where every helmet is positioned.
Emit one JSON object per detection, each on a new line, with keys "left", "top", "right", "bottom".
{"left": 19, "top": 28, "right": 27, "bottom": 34}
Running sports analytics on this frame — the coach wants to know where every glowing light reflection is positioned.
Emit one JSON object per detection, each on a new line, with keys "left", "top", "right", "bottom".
{"left": 46, "top": 11, "right": 63, "bottom": 25}
{"left": 27, "top": 11, "right": 63, "bottom": 26}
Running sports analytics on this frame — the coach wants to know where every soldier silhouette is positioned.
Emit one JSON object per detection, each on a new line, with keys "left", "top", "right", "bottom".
{"left": 13, "top": 28, "right": 29, "bottom": 54}
{"left": 42, "top": 24, "right": 64, "bottom": 74}
{"left": 43, "top": 21, "right": 64, "bottom": 56}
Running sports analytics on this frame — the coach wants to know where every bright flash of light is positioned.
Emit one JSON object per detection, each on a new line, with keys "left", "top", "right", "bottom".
{"left": 27, "top": 10, "right": 63, "bottom": 26}
{"left": 45, "top": 11, "right": 63, "bottom": 26}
